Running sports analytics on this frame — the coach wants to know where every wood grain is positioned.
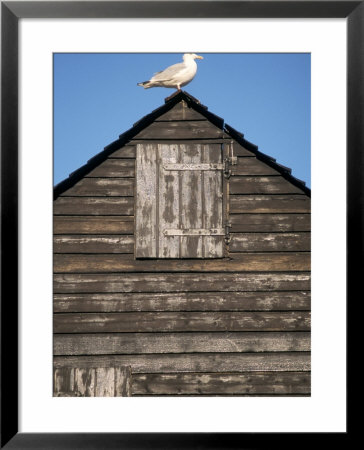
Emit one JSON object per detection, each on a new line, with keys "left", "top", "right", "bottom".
{"left": 53, "top": 366, "right": 131, "bottom": 397}
{"left": 229, "top": 214, "right": 311, "bottom": 232}
{"left": 133, "top": 120, "right": 223, "bottom": 139}
{"left": 132, "top": 372, "right": 311, "bottom": 395}
{"left": 54, "top": 331, "right": 311, "bottom": 355}
{"left": 74, "top": 368, "right": 96, "bottom": 396}
{"left": 230, "top": 195, "right": 311, "bottom": 213}
{"left": 95, "top": 368, "right": 115, "bottom": 396}
{"left": 155, "top": 102, "right": 205, "bottom": 121}
{"left": 53, "top": 216, "right": 134, "bottom": 234}
{"left": 54, "top": 291, "right": 311, "bottom": 313}
{"left": 53, "top": 311, "right": 311, "bottom": 333}
{"left": 231, "top": 142, "right": 255, "bottom": 157}
{"left": 230, "top": 177, "right": 305, "bottom": 194}
{"left": 158, "top": 144, "right": 180, "bottom": 257}
{"left": 230, "top": 233, "right": 311, "bottom": 252}
{"left": 135, "top": 143, "right": 157, "bottom": 257}
{"left": 53, "top": 197, "right": 133, "bottom": 215}
{"left": 232, "top": 158, "right": 279, "bottom": 176}
{"left": 53, "top": 235, "right": 134, "bottom": 253}
{"left": 53, "top": 272, "right": 311, "bottom": 293}
{"left": 59, "top": 178, "right": 134, "bottom": 197}
{"left": 86, "top": 159, "right": 135, "bottom": 178}
{"left": 53, "top": 252, "right": 310, "bottom": 272}
{"left": 203, "top": 143, "right": 224, "bottom": 257}
{"left": 180, "top": 144, "right": 203, "bottom": 257}
{"left": 54, "top": 352, "right": 311, "bottom": 373}
{"left": 135, "top": 143, "right": 225, "bottom": 258}
{"left": 53, "top": 234, "right": 311, "bottom": 255}
{"left": 109, "top": 146, "right": 136, "bottom": 158}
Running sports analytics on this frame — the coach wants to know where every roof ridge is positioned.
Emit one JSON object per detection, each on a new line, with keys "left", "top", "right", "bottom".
{"left": 164, "top": 90, "right": 203, "bottom": 106}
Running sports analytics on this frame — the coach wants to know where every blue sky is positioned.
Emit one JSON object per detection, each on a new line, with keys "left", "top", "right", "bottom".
{"left": 54, "top": 53, "right": 310, "bottom": 187}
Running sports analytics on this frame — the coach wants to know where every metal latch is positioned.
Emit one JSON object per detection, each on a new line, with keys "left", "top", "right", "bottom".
{"left": 224, "top": 156, "right": 237, "bottom": 178}
{"left": 224, "top": 221, "right": 232, "bottom": 244}
{"left": 223, "top": 141, "right": 237, "bottom": 179}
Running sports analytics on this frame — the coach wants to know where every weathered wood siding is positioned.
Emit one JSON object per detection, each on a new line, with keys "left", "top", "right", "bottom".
{"left": 54, "top": 100, "right": 311, "bottom": 396}
{"left": 135, "top": 142, "right": 224, "bottom": 258}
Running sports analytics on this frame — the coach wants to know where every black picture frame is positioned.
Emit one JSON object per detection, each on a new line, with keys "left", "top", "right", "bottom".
{"left": 1, "top": 1, "right": 357, "bottom": 448}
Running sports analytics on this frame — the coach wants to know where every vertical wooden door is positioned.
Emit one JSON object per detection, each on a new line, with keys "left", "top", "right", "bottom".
{"left": 136, "top": 143, "right": 224, "bottom": 258}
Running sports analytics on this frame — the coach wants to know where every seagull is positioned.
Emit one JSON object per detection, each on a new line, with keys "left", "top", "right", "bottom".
{"left": 137, "top": 53, "right": 203, "bottom": 91}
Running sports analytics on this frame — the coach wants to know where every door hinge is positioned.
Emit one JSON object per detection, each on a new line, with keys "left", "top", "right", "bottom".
{"left": 224, "top": 221, "right": 232, "bottom": 244}
{"left": 164, "top": 228, "right": 225, "bottom": 236}
{"left": 164, "top": 163, "right": 224, "bottom": 171}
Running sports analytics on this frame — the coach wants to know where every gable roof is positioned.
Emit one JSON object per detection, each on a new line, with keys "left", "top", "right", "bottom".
{"left": 54, "top": 90, "right": 311, "bottom": 199}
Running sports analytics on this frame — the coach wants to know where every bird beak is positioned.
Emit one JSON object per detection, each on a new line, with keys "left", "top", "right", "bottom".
{"left": 196, "top": 55, "right": 204, "bottom": 60}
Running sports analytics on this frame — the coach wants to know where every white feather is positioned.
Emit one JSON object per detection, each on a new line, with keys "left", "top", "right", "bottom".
{"left": 138, "top": 53, "right": 203, "bottom": 90}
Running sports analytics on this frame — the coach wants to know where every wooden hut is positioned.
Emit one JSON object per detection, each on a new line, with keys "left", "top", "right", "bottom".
{"left": 53, "top": 91, "right": 311, "bottom": 397}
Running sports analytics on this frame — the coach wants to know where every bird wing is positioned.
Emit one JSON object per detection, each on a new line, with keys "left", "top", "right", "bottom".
{"left": 151, "top": 62, "right": 186, "bottom": 81}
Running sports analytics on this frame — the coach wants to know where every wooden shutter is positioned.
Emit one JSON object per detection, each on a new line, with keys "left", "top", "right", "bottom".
{"left": 54, "top": 366, "right": 131, "bottom": 397}
{"left": 135, "top": 143, "right": 224, "bottom": 258}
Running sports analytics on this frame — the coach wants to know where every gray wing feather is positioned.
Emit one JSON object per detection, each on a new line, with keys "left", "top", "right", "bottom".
{"left": 151, "top": 62, "right": 186, "bottom": 81}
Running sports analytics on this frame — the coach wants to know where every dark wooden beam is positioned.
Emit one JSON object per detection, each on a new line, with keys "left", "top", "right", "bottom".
{"left": 1, "top": 4, "right": 18, "bottom": 446}
{"left": 5, "top": 1, "right": 361, "bottom": 18}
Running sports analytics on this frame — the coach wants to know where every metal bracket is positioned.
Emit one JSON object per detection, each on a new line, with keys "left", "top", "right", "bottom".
{"left": 224, "top": 221, "right": 232, "bottom": 244}
{"left": 224, "top": 156, "right": 231, "bottom": 178}
{"left": 223, "top": 156, "right": 237, "bottom": 178}
{"left": 164, "top": 163, "right": 224, "bottom": 171}
{"left": 164, "top": 228, "right": 225, "bottom": 236}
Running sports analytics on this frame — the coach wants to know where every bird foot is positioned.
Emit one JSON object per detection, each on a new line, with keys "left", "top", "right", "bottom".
{"left": 165, "top": 91, "right": 181, "bottom": 102}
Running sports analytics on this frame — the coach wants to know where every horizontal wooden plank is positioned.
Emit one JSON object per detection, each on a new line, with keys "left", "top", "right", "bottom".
{"left": 232, "top": 158, "right": 280, "bottom": 176}
{"left": 134, "top": 121, "right": 223, "bottom": 139}
{"left": 86, "top": 159, "right": 135, "bottom": 178}
{"left": 59, "top": 178, "right": 134, "bottom": 197}
{"left": 155, "top": 103, "right": 205, "bottom": 121}
{"left": 230, "top": 195, "right": 311, "bottom": 213}
{"left": 54, "top": 272, "right": 311, "bottom": 293}
{"left": 53, "top": 216, "right": 134, "bottom": 234}
{"left": 54, "top": 291, "right": 311, "bottom": 313}
{"left": 230, "top": 214, "right": 311, "bottom": 232}
{"left": 230, "top": 233, "right": 311, "bottom": 252}
{"left": 54, "top": 331, "right": 311, "bottom": 355}
{"left": 53, "top": 253, "right": 310, "bottom": 273}
{"left": 53, "top": 235, "right": 134, "bottom": 254}
{"left": 132, "top": 372, "right": 311, "bottom": 395}
{"left": 53, "top": 197, "right": 133, "bottom": 215}
{"left": 109, "top": 146, "right": 136, "bottom": 158}
{"left": 231, "top": 142, "right": 255, "bottom": 157}
{"left": 131, "top": 139, "right": 225, "bottom": 145}
{"left": 230, "top": 177, "right": 305, "bottom": 195}
{"left": 54, "top": 352, "right": 311, "bottom": 372}
{"left": 53, "top": 311, "right": 310, "bottom": 333}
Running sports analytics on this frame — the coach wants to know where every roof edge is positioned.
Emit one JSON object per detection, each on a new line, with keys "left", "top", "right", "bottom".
{"left": 54, "top": 90, "right": 310, "bottom": 199}
{"left": 54, "top": 92, "right": 187, "bottom": 199}
{"left": 224, "top": 123, "right": 311, "bottom": 197}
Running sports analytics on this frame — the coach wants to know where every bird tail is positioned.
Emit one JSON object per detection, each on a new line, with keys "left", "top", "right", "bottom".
{"left": 137, "top": 81, "right": 152, "bottom": 89}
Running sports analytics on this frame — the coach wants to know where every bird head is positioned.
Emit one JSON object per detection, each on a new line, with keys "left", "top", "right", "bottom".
{"left": 183, "top": 53, "right": 204, "bottom": 61}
